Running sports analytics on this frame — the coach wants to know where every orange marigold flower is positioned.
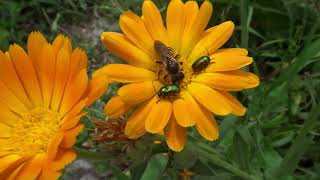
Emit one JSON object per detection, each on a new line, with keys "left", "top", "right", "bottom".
{"left": 96, "top": 0, "right": 259, "bottom": 152}
{"left": 0, "top": 32, "right": 108, "bottom": 179}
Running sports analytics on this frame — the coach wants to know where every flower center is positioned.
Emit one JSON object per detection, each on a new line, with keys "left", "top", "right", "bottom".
{"left": 10, "top": 107, "right": 61, "bottom": 156}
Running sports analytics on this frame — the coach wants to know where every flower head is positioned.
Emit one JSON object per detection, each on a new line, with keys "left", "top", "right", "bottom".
{"left": 0, "top": 32, "right": 107, "bottom": 179}
{"left": 96, "top": 0, "right": 259, "bottom": 151}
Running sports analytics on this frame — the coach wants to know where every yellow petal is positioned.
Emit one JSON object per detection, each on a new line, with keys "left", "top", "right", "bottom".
{"left": 51, "top": 48, "right": 71, "bottom": 111}
{"left": 181, "top": 0, "right": 212, "bottom": 57}
{"left": 47, "top": 133, "right": 63, "bottom": 160}
{"left": 0, "top": 156, "right": 29, "bottom": 178}
{"left": 142, "top": 0, "right": 168, "bottom": 44}
{"left": 0, "top": 102, "right": 19, "bottom": 126}
{"left": 0, "top": 51, "right": 32, "bottom": 109}
{"left": 213, "top": 48, "right": 248, "bottom": 56}
{"left": 52, "top": 34, "right": 72, "bottom": 54}
{"left": 166, "top": 0, "right": 185, "bottom": 52}
{"left": 206, "top": 55, "right": 253, "bottom": 72}
{"left": 172, "top": 90, "right": 197, "bottom": 127}
{"left": 195, "top": 105, "right": 219, "bottom": 141}
{"left": 59, "top": 69, "right": 88, "bottom": 116}
{"left": 60, "top": 124, "right": 84, "bottom": 148}
{"left": 101, "top": 32, "right": 155, "bottom": 70}
{"left": 104, "top": 95, "right": 132, "bottom": 119}
{"left": 217, "top": 91, "right": 246, "bottom": 116}
{"left": 9, "top": 44, "right": 43, "bottom": 107}
{"left": 145, "top": 98, "right": 172, "bottom": 133}
{"left": 14, "top": 154, "right": 44, "bottom": 180}
{"left": 94, "top": 64, "right": 157, "bottom": 83}
{"left": 187, "top": 21, "right": 235, "bottom": 64}
{"left": 193, "top": 71, "right": 260, "bottom": 91}
{"left": 0, "top": 123, "right": 12, "bottom": 138}
{"left": 187, "top": 82, "right": 232, "bottom": 115}
{"left": 125, "top": 96, "right": 157, "bottom": 139}
{"left": 165, "top": 117, "right": 186, "bottom": 152}
{"left": 27, "top": 31, "right": 48, "bottom": 71}
{"left": 0, "top": 155, "right": 22, "bottom": 170}
{"left": 119, "top": 11, "right": 155, "bottom": 57}
{"left": 39, "top": 44, "right": 56, "bottom": 108}
{"left": 118, "top": 81, "right": 161, "bottom": 104}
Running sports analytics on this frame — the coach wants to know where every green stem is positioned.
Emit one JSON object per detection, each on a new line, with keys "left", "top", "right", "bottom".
{"left": 240, "top": 0, "right": 249, "bottom": 49}
{"left": 75, "top": 147, "right": 114, "bottom": 160}
{"left": 188, "top": 137, "right": 260, "bottom": 180}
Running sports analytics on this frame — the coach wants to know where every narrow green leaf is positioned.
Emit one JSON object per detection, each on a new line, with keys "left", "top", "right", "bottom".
{"left": 140, "top": 153, "right": 169, "bottom": 180}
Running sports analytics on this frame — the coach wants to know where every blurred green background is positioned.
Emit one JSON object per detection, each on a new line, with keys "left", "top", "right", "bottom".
{"left": 1, "top": 0, "right": 320, "bottom": 179}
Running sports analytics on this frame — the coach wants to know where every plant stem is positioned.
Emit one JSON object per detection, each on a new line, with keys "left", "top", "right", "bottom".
{"left": 240, "top": 0, "right": 249, "bottom": 49}
{"left": 75, "top": 147, "right": 115, "bottom": 160}
{"left": 188, "top": 137, "right": 260, "bottom": 180}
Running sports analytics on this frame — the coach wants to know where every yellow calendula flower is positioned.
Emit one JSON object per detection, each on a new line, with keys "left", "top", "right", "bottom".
{"left": 96, "top": 0, "right": 259, "bottom": 151}
{"left": 0, "top": 32, "right": 107, "bottom": 179}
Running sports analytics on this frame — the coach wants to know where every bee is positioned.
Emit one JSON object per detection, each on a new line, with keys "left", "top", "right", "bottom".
{"left": 192, "top": 49, "right": 214, "bottom": 73}
{"left": 158, "top": 84, "right": 181, "bottom": 100}
{"left": 154, "top": 40, "right": 184, "bottom": 83}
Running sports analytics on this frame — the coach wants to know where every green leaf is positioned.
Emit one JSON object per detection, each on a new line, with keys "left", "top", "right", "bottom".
{"left": 140, "top": 153, "right": 169, "bottom": 180}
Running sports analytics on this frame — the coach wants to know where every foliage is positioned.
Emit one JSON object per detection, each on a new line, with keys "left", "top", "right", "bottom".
{"left": 1, "top": 0, "right": 320, "bottom": 179}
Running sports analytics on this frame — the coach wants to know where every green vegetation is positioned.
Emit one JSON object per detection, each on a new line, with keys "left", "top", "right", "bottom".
{"left": 1, "top": 0, "right": 320, "bottom": 179}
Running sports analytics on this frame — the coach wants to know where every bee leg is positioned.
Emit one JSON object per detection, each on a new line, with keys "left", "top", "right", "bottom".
{"left": 156, "top": 60, "right": 163, "bottom": 64}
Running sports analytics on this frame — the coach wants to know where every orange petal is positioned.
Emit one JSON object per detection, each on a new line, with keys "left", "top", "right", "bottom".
{"left": 27, "top": 31, "right": 48, "bottom": 71}
{"left": 68, "top": 48, "right": 87, "bottom": 79}
{"left": 0, "top": 102, "right": 20, "bottom": 126}
{"left": 101, "top": 32, "right": 155, "bottom": 70}
{"left": 181, "top": 0, "right": 212, "bottom": 57}
{"left": 172, "top": 90, "right": 197, "bottom": 127}
{"left": 119, "top": 11, "right": 155, "bottom": 57}
{"left": 125, "top": 96, "right": 157, "bottom": 139}
{"left": 187, "top": 82, "right": 232, "bottom": 115}
{"left": 47, "top": 133, "right": 63, "bottom": 160}
{"left": 193, "top": 71, "right": 260, "bottom": 91}
{"left": 85, "top": 75, "right": 109, "bottom": 106}
{"left": 14, "top": 154, "right": 44, "bottom": 180}
{"left": 165, "top": 117, "right": 186, "bottom": 152}
{"left": 142, "top": 0, "right": 168, "bottom": 44}
{"left": 51, "top": 149, "right": 76, "bottom": 171}
{"left": 60, "top": 124, "right": 84, "bottom": 148}
{"left": 61, "top": 112, "right": 86, "bottom": 130}
{"left": 217, "top": 91, "right": 246, "bottom": 116}
{"left": 9, "top": 44, "right": 43, "bottom": 107}
{"left": 38, "top": 44, "right": 56, "bottom": 108}
{"left": 59, "top": 69, "right": 88, "bottom": 116}
{"left": 145, "top": 98, "right": 172, "bottom": 133}
{"left": 118, "top": 81, "right": 161, "bottom": 104}
{"left": 52, "top": 34, "right": 72, "bottom": 54}
{"left": 187, "top": 21, "right": 235, "bottom": 64}
{"left": 166, "top": 0, "right": 185, "bottom": 52}
{"left": 38, "top": 168, "right": 62, "bottom": 180}
{"left": 61, "top": 99, "right": 87, "bottom": 125}
{"left": 195, "top": 106, "right": 219, "bottom": 141}
{"left": 51, "top": 48, "right": 71, "bottom": 111}
{"left": 206, "top": 55, "right": 253, "bottom": 72}
{"left": 213, "top": 48, "right": 248, "bottom": 56}
{"left": 0, "top": 123, "right": 12, "bottom": 138}
{"left": 0, "top": 156, "right": 29, "bottom": 178}
{"left": 94, "top": 64, "right": 157, "bottom": 83}
{"left": 104, "top": 96, "right": 132, "bottom": 119}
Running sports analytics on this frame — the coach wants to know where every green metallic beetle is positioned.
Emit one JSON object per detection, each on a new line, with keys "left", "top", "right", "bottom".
{"left": 192, "top": 55, "right": 211, "bottom": 73}
{"left": 158, "top": 84, "right": 181, "bottom": 99}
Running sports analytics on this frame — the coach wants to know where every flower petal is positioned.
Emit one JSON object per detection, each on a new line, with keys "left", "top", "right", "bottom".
{"left": 85, "top": 75, "right": 109, "bottom": 106}
{"left": 119, "top": 11, "right": 155, "bottom": 57}
{"left": 14, "top": 154, "right": 44, "bottom": 180}
{"left": 101, "top": 32, "right": 155, "bottom": 70}
{"left": 142, "top": 0, "right": 168, "bottom": 44}
{"left": 166, "top": 0, "right": 185, "bottom": 52}
{"left": 165, "top": 117, "right": 186, "bottom": 152}
{"left": 60, "top": 124, "right": 84, "bottom": 148}
{"left": 27, "top": 31, "right": 48, "bottom": 71}
{"left": 47, "top": 133, "right": 63, "bottom": 160}
{"left": 39, "top": 44, "right": 56, "bottom": 108}
{"left": 187, "top": 21, "right": 235, "bottom": 64}
{"left": 193, "top": 71, "right": 260, "bottom": 91}
{"left": 104, "top": 95, "right": 132, "bottom": 119}
{"left": 125, "top": 96, "right": 157, "bottom": 139}
{"left": 187, "top": 82, "right": 232, "bottom": 115}
{"left": 51, "top": 48, "right": 71, "bottom": 111}
{"left": 61, "top": 112, "right": 86, "bottom": 130}
{"left": 94, "top": 64, "right": 157, "bottom": 83}
{"left": 195, "top": 105, "right": 219, "bottom": 141}
{"left": 145, "top": 98, "right": 172, "bottom": 133}
{"left": 118, "top": 81, "right": 161, "bottom": 104}
{"left": 0, "top": 51, "right": 32, "bottom": 109}
{"left": 0, "top": 123, "right": 12, "bottom": 138}
{"left": 0, "top": 102, "right": 19, "bottom": 126}
{"left": 125, "top": 96, "right": 158, "bottom": 139}
{"left": 181, "top": 0, "right": 212, "bottom": 57}
{"left": 217, "top": 91, "right": 246, "bottom": 116}
{"left": 9, "top": 44, "right": 43, "bottom": 107}
{"left": 51, "top": 149, "right": 76, "bottom": 171}
{"left": 52, "top": 34, "right": 72, "bottom": 54}
{"left": 213, "top": 48, "right": 248, "bottom": 56}
{"left": 172, "top": 90, "right": 197, "bottom": 127}
{"left": 206, "top": 55, "right": 253, "bottom": 72}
